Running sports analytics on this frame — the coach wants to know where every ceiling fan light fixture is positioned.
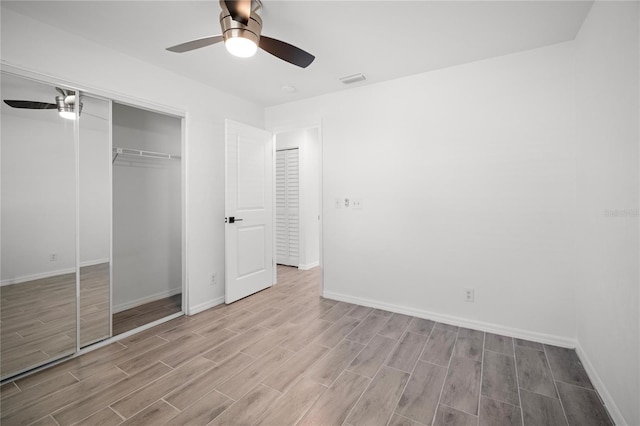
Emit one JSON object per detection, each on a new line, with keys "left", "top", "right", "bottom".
{"left": 56, "top": 96, "right": 82, "bottom": 120}
{"left": 225, "top": 36, "right": 258, "bottom": 58}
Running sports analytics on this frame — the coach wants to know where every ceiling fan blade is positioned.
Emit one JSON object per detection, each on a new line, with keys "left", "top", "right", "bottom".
{"left": 223, "top": 0, "right": 251, "bottom": 25}
{"left": 166, "top": 35, "right": 224, "bottom": 53}
{"left": 258, "top": 36, "right": 315, "bottom": 68}
{"left": 4, "top": 100, "right": 57, "bottom": 110}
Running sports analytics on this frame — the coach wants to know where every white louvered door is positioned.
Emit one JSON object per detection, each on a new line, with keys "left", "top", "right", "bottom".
{"left": 275, "top": 149, "right": 299, "bottom": 266}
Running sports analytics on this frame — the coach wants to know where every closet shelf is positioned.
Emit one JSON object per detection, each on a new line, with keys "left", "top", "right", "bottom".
{"left": 112, "top": 147, "right": 181, "bottom": 163}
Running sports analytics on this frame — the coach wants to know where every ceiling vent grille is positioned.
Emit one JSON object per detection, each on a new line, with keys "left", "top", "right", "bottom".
{"left": 339, "top": 73, "right": 367, "bottom": 85}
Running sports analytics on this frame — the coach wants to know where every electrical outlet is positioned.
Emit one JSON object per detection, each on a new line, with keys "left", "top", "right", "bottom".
{"left": 352, "top": 198, "right": 363, "bottom": 209}
{"left": 334, "top": 198, "right": 342, "bottom": 209}
{"left": 344, "top": 198, "right": 350, "bottom": 208}
{"left": 210, "top": 273, "right": 217, "bottom": 286}
{"left": 464, "top": 287, "right": 475, "bottom": 302}
{"left": 49, "top": 252, "right": 57, "bottom": 262}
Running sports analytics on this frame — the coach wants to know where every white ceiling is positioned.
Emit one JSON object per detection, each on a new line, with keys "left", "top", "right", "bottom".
{"left": 3, "top": 1, "right": 593, "bottom": 107}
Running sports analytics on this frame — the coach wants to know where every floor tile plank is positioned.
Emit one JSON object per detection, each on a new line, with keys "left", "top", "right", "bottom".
{"left": 111, "top": 356, "right": 215, "bottom": 418}
{"left": 378, "top": 313, "right": 414, "bottom": 340}
{"left": 119, "top": 400, "right": 179, "bottom": 426}
{"left": 348, "top": 335, "right": 397, "bottom": 378}
{"left": 408, "top": 318, "right": 435, "bottom": 336}
{"left": 346, "top": 366, "right": 410, "bottom": 426}
{"left": 396, "top": 360, "right": 447, "bottom": 424}
{"left": 298, "top": 371, "right": 370, "bottom": 426}
{"left": 420, "top": 328, "right": 458, "bottom": 367}
{"left": 515, "top": 346, "right": 557, "bottom": 399}
{"left": 556, "top": 381, "right": 612, "bottom": 426}
{"left": 453, "top": 328, "right": 484, "bottom": 361}
{"left": 256, "top": 378, "right": 327, "bottom": 426}
{"left": 485, "top": 333, "right": 514, "bottom": 356}
{"left": 314, "top": 315, "right": 361, "bottom": 347}
{"left": 482, "top": 350, "right": 519, "bottom": 406}
{"left": 520, "top": 389, "right": 567, "bottom": 426}
{"left": 440, "top": 356, "right": 482, "bottom": 415}
{"left": 544, "top": 345, "right": 593, "bottom": 390}
{"left": 53, "top": 362, "right": 172, "bottom": 426}
{"left": 306, "top": 339, "right": 364, "bottom": 386}
{"left": 434, "top": 404, "right": 478, "bottom": 426}
{"left": 162, "top": 390, "right": 232, "bottom": 426}
{"left": 262, "top": 344, "right": 329, "bottom": 392}
{"left": 345, "top": 309, "right": 392, "bottom": 344}
{"left": 164, "top": 352, "right": 254, "bottom": 410}
{"left": 479, "top": 397, "right": 522, "bottom": 426}
{"left": 216, "top": 345, "right": 293, "bottom": 400}
{"left": 386, "top": 331, "right": 428, "bottom": 372}
{"left": 209, "top": 384, "right": 282, "bottom": 426}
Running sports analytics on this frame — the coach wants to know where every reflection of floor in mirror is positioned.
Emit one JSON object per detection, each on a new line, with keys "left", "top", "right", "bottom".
{"left": 1, "top": 263, "right": 111, "bottom": 379}
{"left": 0, "top": 272, "right": 77, "bottom": 378}
{"left": 79, "top": 263, "right": 111, "bottom": 348}
{"left": 112, "top": 293, "right": 182, "bottom": 336}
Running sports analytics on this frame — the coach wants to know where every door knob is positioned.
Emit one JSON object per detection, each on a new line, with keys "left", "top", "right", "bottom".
{"left": 226, "top": 216, "right": 243, "bottom": 224}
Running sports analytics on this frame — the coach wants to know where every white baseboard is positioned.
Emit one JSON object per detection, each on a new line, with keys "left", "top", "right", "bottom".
{"left": 113, "top": 288, "right": 182, "bottom": 313}
{"left": 187, "top": 296, "right": 225, "bottom": 315}
{"left": 298, "top": 261, "right": 320, "bottom": 271}
{"left": 80, "top": 258, "right": 110, "bottom": 268}
{"left": 1, "top": 267, "right": 75, "bottom": 286}
{"left": 323, "top": 290, "right": 577, "bottom": 348}
{"left": 298, "top": 261, "right": 319, "bottom": 271}
{"left": 1, "top": 258, "right": 110, "bottom": 287}
{"left": 575, "top": 342, "right": 627, "bottom": 425}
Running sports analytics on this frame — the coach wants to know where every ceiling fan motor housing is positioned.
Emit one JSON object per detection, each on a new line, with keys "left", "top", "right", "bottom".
{"left": 220, "top": 9, "right": 262, "bottom": 45}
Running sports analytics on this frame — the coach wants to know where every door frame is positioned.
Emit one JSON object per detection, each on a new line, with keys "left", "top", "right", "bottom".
{"left": 269, "top": 121, "right": 324, "bottom": 295}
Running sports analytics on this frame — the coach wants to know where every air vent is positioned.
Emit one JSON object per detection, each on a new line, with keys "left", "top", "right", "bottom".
{"left": 339, "top": 73, "right": 367, "bottom": 85}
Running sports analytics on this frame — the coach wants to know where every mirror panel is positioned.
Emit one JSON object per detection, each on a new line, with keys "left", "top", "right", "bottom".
{"left": 1, "top": 73, "right": 78, "bottom": 379}
{"left": 79, "top": 95, "right": 111, "bottom": 347}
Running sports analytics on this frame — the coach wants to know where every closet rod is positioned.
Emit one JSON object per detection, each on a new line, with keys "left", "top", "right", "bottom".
{"left": 112, "top": 147, "right": 181, "bottom": 162}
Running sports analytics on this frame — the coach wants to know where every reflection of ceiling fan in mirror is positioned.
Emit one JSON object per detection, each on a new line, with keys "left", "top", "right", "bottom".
{"left": 3, "top": 87, "right": 82, "bottom": 120}
{"left": 166, "top": 0, "right": 315, "bottom": 68}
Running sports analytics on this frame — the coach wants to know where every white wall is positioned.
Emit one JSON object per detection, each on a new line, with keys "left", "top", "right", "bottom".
{"left": 1, "top": 112, "right": 76, "bottom": 281}
{"left": 267, "top": 42, "right": 578, "bottom": 342}
{"left": 574, "top": 2, "right": 639, "bottom": 425}
{"left": 276, "top": 128, "right": 320, "bottom": 270}
{"left": 1, "top": 7, "right": 264, "bottom": 312}
{"left": 112, "top": 103, "right": 182, "bottom": 310}
{"left": 79, "top": 96, "right": 111, "bottom": 267}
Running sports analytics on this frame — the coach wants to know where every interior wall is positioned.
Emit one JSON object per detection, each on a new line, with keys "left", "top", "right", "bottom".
{"left": 574, "top": 2, "right": 639, "bottom": 425}
{"left": 1, "top": 113, "right": 76, "bottom": 282}
{"left": 1, "top": 7, "right": 264, "bottom": 312}
{"left": 267, "top": 42, "right": 578, "bottom": 342}
{"left": 276, "top": 128, "right": 320, "bottom": 269}
{"left": 112, "top": 103, "right": 182, "bottom": 311}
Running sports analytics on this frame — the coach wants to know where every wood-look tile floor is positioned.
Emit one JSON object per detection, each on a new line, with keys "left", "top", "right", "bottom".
{"left": 0, "top": 266, "right": 613, "bottom": 426}
{"left": 112, "top": 294, "right": 182, "bottom": 337}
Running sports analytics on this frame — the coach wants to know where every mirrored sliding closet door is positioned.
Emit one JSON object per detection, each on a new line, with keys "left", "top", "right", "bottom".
{"left": 1, "top": 74, "right": 80, "bottom": 379}
{"left": 1, "top": 72, "right": 184, "bottom": 381}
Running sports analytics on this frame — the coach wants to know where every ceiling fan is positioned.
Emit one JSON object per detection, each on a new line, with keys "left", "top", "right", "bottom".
{"left": 166, "top": 0, "right": 315, "bottom": 68}
{"left": 3, "top": 87, "right": 82, "bottom": 120}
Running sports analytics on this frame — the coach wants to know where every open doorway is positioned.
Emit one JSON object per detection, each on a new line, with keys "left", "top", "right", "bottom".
{"left": 274, "top": 126, "right": 322, "bottom": 291}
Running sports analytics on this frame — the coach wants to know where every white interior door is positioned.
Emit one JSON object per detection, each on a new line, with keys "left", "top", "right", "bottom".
{"left": 225, "top": 120, "right": 274, "bottom": 303}
{"left": 275, "top": 149, "right": 300, "bottom": 266}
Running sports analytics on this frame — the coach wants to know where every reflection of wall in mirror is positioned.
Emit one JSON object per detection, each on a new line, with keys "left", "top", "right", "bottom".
{"left": 1, "top": 112, "right": 110, "bottom": 285}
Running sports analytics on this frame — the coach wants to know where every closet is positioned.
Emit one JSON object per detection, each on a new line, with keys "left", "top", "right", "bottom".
{"left": 0, "top": 72, "right": 184, "bottom": 381}
{"left": 111, "top": 103, "right": 182, "bottom": 336}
